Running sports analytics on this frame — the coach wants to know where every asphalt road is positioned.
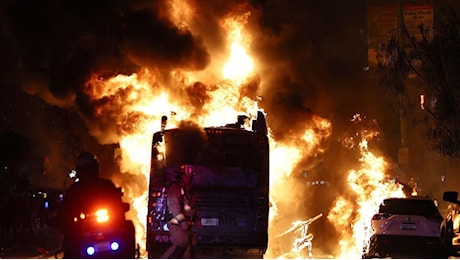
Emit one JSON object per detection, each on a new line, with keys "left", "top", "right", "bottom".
{"left": 2, "top": 226, "right": 460, "bottom": 259}
{"left": 0, "top": 226, "right": 61, "bottom": 259}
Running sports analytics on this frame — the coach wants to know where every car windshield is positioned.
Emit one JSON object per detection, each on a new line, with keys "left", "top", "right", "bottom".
{"left": 379, "top": 198, "right": 442, "bottom": 219}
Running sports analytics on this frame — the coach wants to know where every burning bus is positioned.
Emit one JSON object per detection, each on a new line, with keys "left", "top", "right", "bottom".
{"left": 146, "top": 111, "right": 269, "bottom": 258}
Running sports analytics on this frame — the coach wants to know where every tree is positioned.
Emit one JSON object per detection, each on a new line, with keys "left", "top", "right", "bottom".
{"left": 378, "top": 8, "right": 460, "bottom": 159}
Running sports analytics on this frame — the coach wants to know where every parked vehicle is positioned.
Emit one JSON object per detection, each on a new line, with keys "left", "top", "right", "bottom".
{"left": 441, "top": 191, "right": 460, "bottom": 257}
{"left": 363, "top": 196, "right": 443, "bottom": 258}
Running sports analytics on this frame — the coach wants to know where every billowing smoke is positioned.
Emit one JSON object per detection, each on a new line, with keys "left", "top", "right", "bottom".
{"left": 1, "top": 0, "right": 214, "bottom": 184}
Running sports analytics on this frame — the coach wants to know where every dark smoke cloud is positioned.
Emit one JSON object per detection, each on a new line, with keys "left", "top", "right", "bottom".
{"left": 119, "top": 8, "right": 210, "bottom": 72}
{"left": 248, "top": 0, "right": 370, "bottom": 159}
{"left": 6, "top": 0, "right": 132, "bottom": 101}
{"left": 0, "top": 0, "right": 218, "bottom": 186}
{"left": 4, "top": 0, "right": 212, "bottom": 109}
{"left": 1, "top": 0, "right": 369, "bottom": 143}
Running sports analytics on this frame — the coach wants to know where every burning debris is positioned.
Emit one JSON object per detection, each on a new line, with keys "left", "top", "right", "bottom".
{"left": 276, "top": 213, "right": 323, "bottom": 259}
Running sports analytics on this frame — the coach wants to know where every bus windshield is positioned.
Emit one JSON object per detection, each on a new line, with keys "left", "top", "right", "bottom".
{"left": 153, "top": 128, "right": 267, "bottom": 188}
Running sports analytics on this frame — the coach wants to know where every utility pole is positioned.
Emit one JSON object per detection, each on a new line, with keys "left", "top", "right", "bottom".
{"left": 396, "top": 0, "right": 409, "bottom": 181}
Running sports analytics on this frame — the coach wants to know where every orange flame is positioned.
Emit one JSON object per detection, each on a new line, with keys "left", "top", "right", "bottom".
{"left": 266, "top": 115, "right": 331, "bottom": 259}
{"left": 327, "top": 118, "right": 406, "bottom": 258}
{"left": 222, "top": 11, "right": 254, "bottom": 84}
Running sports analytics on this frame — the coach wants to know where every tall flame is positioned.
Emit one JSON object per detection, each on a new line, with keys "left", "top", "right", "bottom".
{"left": 327, "top": 116, "right": 406, "bottom": 258}
{"left": 266, "top": 114, "right": 331, "bottom": 259}
{"left": 222, "top": 11, "right": 254, "bottom": 84}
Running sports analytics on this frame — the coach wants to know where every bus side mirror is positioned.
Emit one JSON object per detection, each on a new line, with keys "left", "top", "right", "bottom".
{"left": 443, "top": 191, "right": 459, "bottom": 204}
{"left": 252, "top": 111, "right": 267, "bottom": 136}
{"left": 153, "top": 132, "right": 163, "bottom": 144}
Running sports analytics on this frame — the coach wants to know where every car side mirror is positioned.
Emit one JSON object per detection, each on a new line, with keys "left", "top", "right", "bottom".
{"left": 443, "top": 191, "right": 459, "bottom": 204}
{"left": 153, "top": 132, "right": 163, "bottom": 144}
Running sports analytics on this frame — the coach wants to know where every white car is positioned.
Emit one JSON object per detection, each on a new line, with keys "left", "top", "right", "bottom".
{"left": 364, "top": 196, "right": 443, "bottom": 258}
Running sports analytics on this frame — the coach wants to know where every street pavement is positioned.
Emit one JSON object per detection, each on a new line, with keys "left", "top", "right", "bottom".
{"left": 0, "top": 226, "right": 61, "bottom": 259}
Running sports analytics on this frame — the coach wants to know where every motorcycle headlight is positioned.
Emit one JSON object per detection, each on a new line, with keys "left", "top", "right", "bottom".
{"left": 86, "top": 246, "right": 96, "bottom": 256}
{"left": 110, "top": 241, "right": 120, "bottom": 251}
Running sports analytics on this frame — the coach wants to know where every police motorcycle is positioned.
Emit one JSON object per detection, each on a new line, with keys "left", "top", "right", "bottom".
{"left": 62, "top": 188, "right": 137, "bottom": 259}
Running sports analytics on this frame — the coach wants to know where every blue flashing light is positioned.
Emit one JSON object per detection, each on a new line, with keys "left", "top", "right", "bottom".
{"left": 110, "top": 241, "right": 120, "bottom": 251}
{"left": 86, "top": 246, "right": 96, "bottom": 256}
